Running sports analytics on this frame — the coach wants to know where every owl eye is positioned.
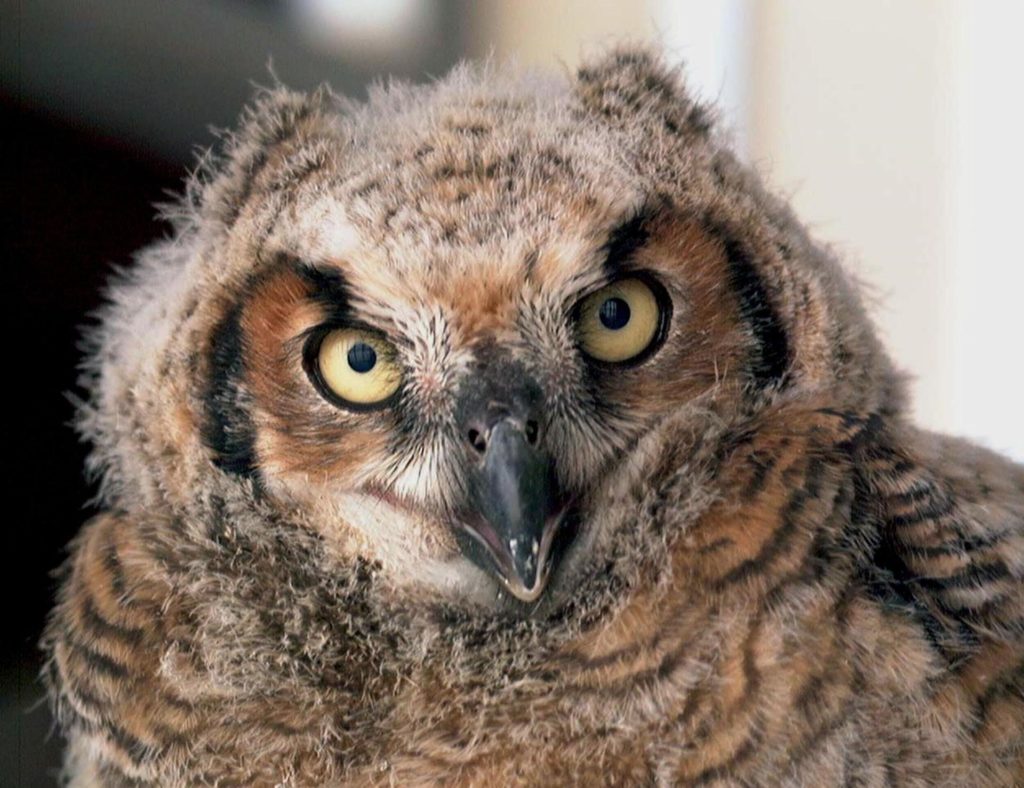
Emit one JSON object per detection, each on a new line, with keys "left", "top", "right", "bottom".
{"left": 576, "top": 277, "right": 667, "bottom": 363}
{"left": 312, "top": 327, "right": 402, "bottom": 407}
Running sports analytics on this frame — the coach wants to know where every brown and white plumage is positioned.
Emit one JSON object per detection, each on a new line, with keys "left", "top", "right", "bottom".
{"left": 43, "top": 48, "right": 1023, "bottom": 786}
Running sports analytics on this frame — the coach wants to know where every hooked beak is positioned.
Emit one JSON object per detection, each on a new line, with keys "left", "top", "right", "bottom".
{"left": 455, "top": 363, "right": 572, "bottom": 602}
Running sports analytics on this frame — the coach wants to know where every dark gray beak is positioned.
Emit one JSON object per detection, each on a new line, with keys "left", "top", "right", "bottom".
{"left": 456, "top": 363, "right": 569, "bottom": 602}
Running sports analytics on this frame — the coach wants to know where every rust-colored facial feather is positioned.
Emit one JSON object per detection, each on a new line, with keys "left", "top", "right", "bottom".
{"left": 242, "top": 266, "right": 393, "bottom": 482}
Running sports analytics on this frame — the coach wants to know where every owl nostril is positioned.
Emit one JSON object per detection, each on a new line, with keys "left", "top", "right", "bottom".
{"left": 467, "top": 418, "right": 540, "bottom": 454}
{"left": 467, "top": 427, "right": 488, "bottom": 455}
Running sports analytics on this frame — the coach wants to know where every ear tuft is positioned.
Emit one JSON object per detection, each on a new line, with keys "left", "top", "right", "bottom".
{"left": 187, "top": 85, "right": 336, "bottom": 230}
{"left": 232, "top": 84, "right": 333, "bottom": 156}
{"left": 574, "top": 46, "right": 713, "bottom": 139}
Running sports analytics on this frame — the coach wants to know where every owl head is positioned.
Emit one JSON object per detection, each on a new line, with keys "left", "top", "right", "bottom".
{"left": 80, "top": 47, "right": 897, "bottom": 615}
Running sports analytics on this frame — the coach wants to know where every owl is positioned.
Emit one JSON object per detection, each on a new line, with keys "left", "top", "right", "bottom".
{"left": 43, "top": 47, "right": 1023, "bottom": 786}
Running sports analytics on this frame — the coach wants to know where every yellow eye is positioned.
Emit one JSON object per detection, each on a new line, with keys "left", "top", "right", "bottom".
{"left": 315, "top": 328, "right": 402, "bottom": 406}
{"left": 576, "top": 277, "right": 665, "bottom": 363}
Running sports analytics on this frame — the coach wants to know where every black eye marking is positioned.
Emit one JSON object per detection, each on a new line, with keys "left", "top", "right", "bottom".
{"left": 702, "top": 221, "right": 790, "bottom": 389}
{"left": 347, "top": 342, "right": 377, "bottom": 373}
{"left": 203, "top": 300, "right": 260, "bottom": 481}
{"left": 295, "top": 261, "right": 354, "bottom": 324}
{"left": 600, "top": 198, "right": 675, "bottom": 275}
{"left": 598, "top": 297, "right": 631, "bottom": 330}
{"left": 601, "top": 210, "right": 653, "bottom": 275}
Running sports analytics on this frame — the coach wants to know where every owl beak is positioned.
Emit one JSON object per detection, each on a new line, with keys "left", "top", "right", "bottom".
{"left": 459, "top": 417, "right": 568, "bottom": 603}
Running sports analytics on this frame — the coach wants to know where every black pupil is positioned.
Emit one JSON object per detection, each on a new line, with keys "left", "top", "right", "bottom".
{"left": 598, "top": 297, "right": 631, "bottom": 330}
{"left": 347, "top": 342, "right": 377, "bottom": 373}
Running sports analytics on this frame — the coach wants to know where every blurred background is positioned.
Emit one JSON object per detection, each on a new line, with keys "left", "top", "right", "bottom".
{"left": 4, "top": 1, "right": 1022, "bottom": 782}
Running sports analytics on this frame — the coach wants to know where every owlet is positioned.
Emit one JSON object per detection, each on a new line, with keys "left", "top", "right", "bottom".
{"left": 43, "top": 47, "right": 1023, "bottom": 786}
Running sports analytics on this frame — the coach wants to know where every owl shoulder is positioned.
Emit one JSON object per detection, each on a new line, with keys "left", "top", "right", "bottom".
{"left": 42, "top": 512, "right": 197, "bottom": 783}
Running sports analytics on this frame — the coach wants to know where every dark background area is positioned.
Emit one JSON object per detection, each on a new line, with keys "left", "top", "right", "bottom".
{"left": 2, "top": 1, "right": 469, "bottom": 782}
{"left": 4, "top": 101, "right": 179, "bottom": 785}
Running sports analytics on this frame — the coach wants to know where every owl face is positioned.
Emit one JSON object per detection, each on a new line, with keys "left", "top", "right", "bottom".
{"left": 222, "top": 200, "right": 755, "bottom": 604}
{"left": 89, "top": 51, "right": 891, "bottom": 614}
